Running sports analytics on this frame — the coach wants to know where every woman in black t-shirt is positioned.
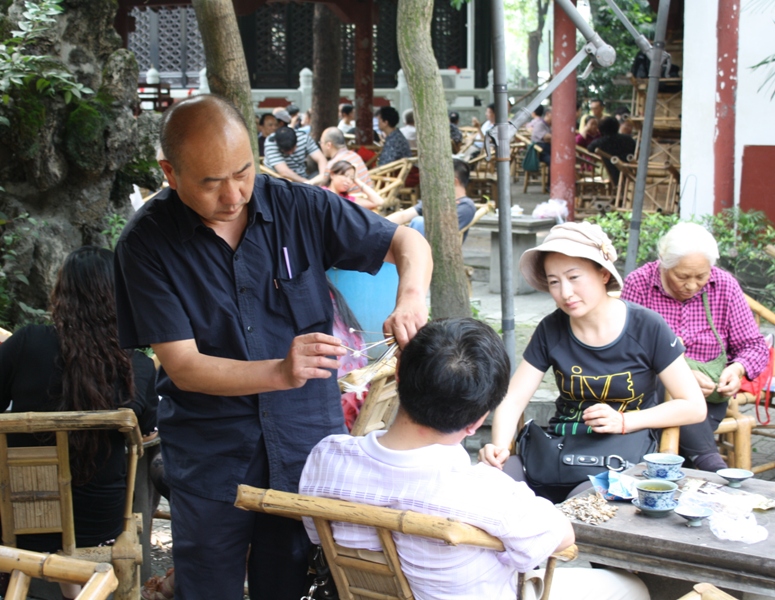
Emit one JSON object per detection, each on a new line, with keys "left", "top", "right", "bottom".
{"left": 478, "top": 222, "right": 706, "bottom": 502}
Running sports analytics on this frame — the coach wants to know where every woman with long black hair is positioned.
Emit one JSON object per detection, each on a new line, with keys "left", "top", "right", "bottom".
{"left": 0, "top": 246, "right": 157, "bottom": 599}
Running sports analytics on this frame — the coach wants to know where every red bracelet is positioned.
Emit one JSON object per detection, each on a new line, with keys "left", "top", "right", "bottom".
{"left": 620, "top": 412, "right": 627, "bottom": 435}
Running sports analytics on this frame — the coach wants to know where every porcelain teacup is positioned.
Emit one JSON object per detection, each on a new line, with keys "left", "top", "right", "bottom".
{"left": 636, "top": 479, "right": 678, "bottom": 510}
{"left": 643, "top": 452, "right": 685, "bottom": 479}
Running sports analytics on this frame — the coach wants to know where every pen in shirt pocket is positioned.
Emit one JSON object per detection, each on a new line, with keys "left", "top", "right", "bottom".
{"left": 283, "top": 246, "right": 293, "bottom": 279}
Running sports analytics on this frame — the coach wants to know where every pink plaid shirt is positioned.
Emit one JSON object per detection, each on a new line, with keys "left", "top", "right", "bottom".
{"left": 621, "top": 261, "right": 768, "bottom": 379}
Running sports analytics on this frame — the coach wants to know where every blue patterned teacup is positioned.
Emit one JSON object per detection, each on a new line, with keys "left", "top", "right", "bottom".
{"left": 643, "top": 452, "right": 685, "bottom": 479}
{"left": 636, "top": 479, "right": 678, "bottom": 510}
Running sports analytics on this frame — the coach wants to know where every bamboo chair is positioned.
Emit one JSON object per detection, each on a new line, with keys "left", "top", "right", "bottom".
{"left": 234, "top": 486, "right": 577, "bottom": 600}
{"left": 610, "top": 157, "right": 680, "bottom": 215}
{"left": 0, "top": 326, "right": 11, "bottom": 343}
{"left": 459, "top": 199, "right": 495, "bottom": 239}
{"left": 723, "top": 294, "right": 775, "bottom": 474}
{"left": 676, "top": 583, "right": 737, "bottom": 600}
{"left": 339, "top": 359, "right": 399, "bottom": 437}
{"left": 574, "top": 146, "right": 615, "bottom": 216}
{"left": 0, "top": 545, "right": 118, "bottom": 600}
{"left": 0, "top": 410, "right": 144, "bottom": 600}
{"left": 514, "top": 134, "right": 548, "bottom": 194}
{"left": 369, "top": 158, "right": 414, "bottom": 212}
{"left": 466, "top": 154, "right": 498, "bottom": 203}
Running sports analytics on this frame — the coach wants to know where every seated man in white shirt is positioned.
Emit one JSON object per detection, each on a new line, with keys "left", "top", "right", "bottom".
{"left": 300, "top": 318, "right": 649, "bottom": 600}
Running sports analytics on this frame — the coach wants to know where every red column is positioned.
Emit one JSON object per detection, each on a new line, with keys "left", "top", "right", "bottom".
{"left": 551, "top": 0, "right": 577, "bottom": 221}
{"left": 714, "top": 0, "right": 740, "bottom": 213}
{"left": 353, "top": 2, "right": 375, "bottom": 146}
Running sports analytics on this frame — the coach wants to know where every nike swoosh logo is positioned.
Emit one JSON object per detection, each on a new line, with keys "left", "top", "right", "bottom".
{"left": 671, "top": 338, "right": 678, "bottom": 347}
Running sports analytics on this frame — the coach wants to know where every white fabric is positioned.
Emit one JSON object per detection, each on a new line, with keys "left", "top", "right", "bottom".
{"left": 300, "top": 431, "right": 568, "bottom": 600}
{"left": 523, "top": 568, "right": 649, "bottom": 600}
{"left": 399, "top": 125, "right": 417, "bottom": 149}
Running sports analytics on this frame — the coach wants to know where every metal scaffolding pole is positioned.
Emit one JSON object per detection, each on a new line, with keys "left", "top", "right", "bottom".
{"left": 490, "top": 0, "right": 516, "bottom": 371}
{"left": 624, "top": 0, "right": 671, "bottom": 275}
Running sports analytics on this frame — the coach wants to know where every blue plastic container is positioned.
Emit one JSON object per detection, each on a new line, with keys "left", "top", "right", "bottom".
{"left": 327, "top": 264, "right": 399, "bottom": 347}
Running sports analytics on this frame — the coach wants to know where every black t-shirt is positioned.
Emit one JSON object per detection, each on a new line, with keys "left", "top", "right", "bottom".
{"left": 588, "top": 134, "right": 637, "bottom": 184}
{"left": 523, "top": 301, "right": 684, "bottom": 434}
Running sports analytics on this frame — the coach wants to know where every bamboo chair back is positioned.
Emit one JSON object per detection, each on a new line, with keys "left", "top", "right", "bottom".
{"left": 459, "top": 200, "right": 495, "bottom": 239}
{"left": 0, "top": 545, "right": 118, "bottom": 600}
{"left": 611, "top": 157, "right": 680, "bottom": 215}
{"left": 466, "top": 154, "right": 498, "bottom": 203}
{"left": 369, "top": 159, "right": 414, "bottom": 211}
{"left": 235, "top": 487, "right": 575, "bottom": 600}
{"left": 0, "top": 410, "right": 144, "bottom": 600}
{"left": 339, "top": 360, "right": 399, "bottom": 437}
{"left": 575, "top": 146, "right": 615, "bottom": 216}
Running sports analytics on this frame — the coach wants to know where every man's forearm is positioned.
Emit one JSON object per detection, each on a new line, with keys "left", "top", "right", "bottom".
{"left": 273, "top": 162, "right": 306, "bottom": 183}
{"left": 385, "top": 226, "right": 432, "bottom": 301}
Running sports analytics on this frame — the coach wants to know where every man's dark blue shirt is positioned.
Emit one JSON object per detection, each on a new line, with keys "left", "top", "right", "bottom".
{"left": 115, "top": 175, "right": 396, "bottom": 501}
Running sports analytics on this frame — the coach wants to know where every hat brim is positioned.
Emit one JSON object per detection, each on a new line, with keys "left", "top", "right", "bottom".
{"left": 518, "top": 239, "right": 623, "bottom": 293}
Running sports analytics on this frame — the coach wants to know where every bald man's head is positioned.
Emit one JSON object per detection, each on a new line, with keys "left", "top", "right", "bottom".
{"left": 159, "top": 94, "right": 249, "bottom": 171}
{"left": 321, "top": 127, "right": 346, "bottom": 148}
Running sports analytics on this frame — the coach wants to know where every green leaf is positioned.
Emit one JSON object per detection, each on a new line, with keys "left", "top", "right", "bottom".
{"left": 15, "top": 274, "right": 29, "bottom": 285}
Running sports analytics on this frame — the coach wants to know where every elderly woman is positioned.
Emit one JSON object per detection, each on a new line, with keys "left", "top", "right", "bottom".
{"left": 621, "top": 222, "right": 769, "bottom": 472}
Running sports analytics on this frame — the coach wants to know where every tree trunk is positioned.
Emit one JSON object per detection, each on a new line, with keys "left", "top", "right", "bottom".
{"left": 191, "top": 0, "right": 258, "bottom": 162}
{"left": 528, "top": 29, "right": 542, "bottom": 84}
{"left": 311, "top": 5, "right": 342, "bottom": 141}
{"left": 397, "top": 0, "right": 469, "bottom": 319}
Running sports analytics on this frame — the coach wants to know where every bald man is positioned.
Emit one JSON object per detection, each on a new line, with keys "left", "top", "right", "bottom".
{"left": 308, "top": 127, "right": 371, "bottom": 190}
{"left": 114, "top": 94, "right": 432, "bottom": 600}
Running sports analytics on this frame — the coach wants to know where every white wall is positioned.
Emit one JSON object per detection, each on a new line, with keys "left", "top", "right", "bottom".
{"left": 734, "top": 0, "right": 775, "bottom": 205}
{"left": 680, "top": 0, "right": 718, "bottom": 217}
{"left": 680, "top": 0, "right": 775, "bottom": 217}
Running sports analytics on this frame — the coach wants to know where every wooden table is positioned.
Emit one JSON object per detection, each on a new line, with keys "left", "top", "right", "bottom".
{"left": 571, "top": 465, "right": 775, "bottom": 596}
{"left": 474, "top": 214, "right": 555, "bottom": 294}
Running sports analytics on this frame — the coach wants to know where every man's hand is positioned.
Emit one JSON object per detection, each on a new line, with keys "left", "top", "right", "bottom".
{"left": 478, "top": 443, "right": 510, "bottom": 469}
{"left": 383, "top": 295, "right": 427, "bottom": 349}
{"left": 717, "top": 362, "right": 745, "bottom": 397}
{"left": 692, "top": 369, "right": 718, "bottom": 398}
{"left": 277, "top": 333, "right": 346, "bottom": 389}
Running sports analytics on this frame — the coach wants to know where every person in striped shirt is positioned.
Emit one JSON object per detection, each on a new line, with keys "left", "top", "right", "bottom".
{"left": 263, "top": 126, "right": 327, "bottom": 183}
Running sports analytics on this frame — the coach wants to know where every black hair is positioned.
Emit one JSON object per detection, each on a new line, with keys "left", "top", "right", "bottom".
{"left": 533, "top": 105, "right": 545, "bottom": 117}
{"left": 590, "top": 98, "right": 604, "bottom": 108}
{"left": 378, "top": 106, "right": 400, "bottom": 128}
{"left": 403, "top": 109, "right": 414, "bottom": 125}
{"left": 274, "top": 126, "right": 298, "bottom": 152}
{"left": 449, "top": 111, "right": 460, "bottom": 124}
{"left": 340, "top": 104, "right": 354, "bottom": 116}
{"left": 398, "top": 318, "right": 510, "bottom": 434}
{"left": 286, "top": 104, "right": 300, "bottom": 116}
{"left": 453, "top": 158, "right": 470, "bottom": 187}
{"left": 486, "top": 103, "right": 495, "bottom": 112}
{"left": 259, "top": 113, "right": 276, "bottom": 126}
{"left": 327, "top": 279, "right": 362, "bottom": 332}
{"left": 599, "top": 116, "right": 620, "bottom": 137}
{"left": 329, "top": 160, "right": 355, "bottom": 176}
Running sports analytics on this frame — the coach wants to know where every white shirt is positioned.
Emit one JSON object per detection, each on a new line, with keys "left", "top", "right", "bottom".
{"left": 399, "top": 125, "right": 417, "bottom": 149}
{"left": 338, "top": 118, "right": 354, "bottom": 133}
{"left": 300, "top": 431, "right": 567, "bottom": 600}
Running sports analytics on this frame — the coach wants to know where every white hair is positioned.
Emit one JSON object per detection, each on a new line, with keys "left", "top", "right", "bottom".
{"left": 657, "top": 222, "right": 719, "bottom": 269}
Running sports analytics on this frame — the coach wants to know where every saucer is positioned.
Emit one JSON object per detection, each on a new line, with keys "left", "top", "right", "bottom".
{"left": 632, "top": 498, "right": 678, "bottom": 518}
{"left": 639, "top": 470, "right": 685, "bottom": 482}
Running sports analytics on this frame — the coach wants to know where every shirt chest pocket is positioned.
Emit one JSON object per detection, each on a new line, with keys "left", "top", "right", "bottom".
{"left": 278, "top": 267, "right": 333, "bottom": 333}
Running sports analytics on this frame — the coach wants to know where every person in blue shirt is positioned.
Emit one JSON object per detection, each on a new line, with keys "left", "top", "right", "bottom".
{"left": 114, "top": 94, "right": 432, "bottom": 600}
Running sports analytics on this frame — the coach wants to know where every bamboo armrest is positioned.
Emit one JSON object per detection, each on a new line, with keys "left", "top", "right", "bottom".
{"left": 0, "top": 327, "right": 11, "bottom": 343}
{"left": 0, "top": 546, "right": 118, "bottom": 590}
{"left": 234, "top": 486, "right": 505, "bottom": 551}
{"left": 338, "top": 359, "right": 397, "bottom": 392}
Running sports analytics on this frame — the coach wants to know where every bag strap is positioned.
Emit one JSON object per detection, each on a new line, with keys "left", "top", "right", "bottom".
{"left": 700, "top": 291, "right": 727, "bottom": 363}
{"left": 755, "top": 345, "right": 774, "bottom": 426}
